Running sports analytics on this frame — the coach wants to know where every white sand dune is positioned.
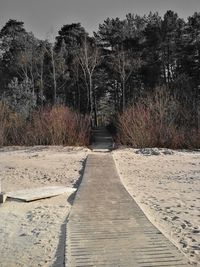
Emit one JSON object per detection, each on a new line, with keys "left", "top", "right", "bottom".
{"left": 113, "top": 147, "right": 200, "bottom": 266}
{"left": 0, "top": 146, "right": 89, "bottom": 267}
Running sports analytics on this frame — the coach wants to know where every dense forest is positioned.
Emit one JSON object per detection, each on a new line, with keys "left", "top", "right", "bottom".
{"left": 1, "top": 10, "right": 200, "bottom": 147}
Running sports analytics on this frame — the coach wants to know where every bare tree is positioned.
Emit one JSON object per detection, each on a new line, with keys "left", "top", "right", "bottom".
{"left": 17, "top": 34, "right": 36, "bottom": 91}
{"left": 112, "top": 49, "right": 142, "bottom": 111}
{"left": 46, "top": 31, "right": 69, "bottom": 105}
{"left": 76, "top": 36, "right": 101, "bottom": 126}
{"left": 50, "top": 43, "right": 57, "bottom": 104}
{"left": 35, "top": 41, "right": 46, "bottom": 106}
{"left": 46, "top": 29, "right": 58, "bottom": 104}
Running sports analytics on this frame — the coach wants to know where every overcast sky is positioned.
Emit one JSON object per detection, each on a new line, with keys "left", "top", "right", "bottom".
{"left": 1, "top": 0, "right": 200, "bottom": 39}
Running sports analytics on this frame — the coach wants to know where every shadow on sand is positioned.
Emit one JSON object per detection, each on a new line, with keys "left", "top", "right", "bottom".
{"left": 52, "top": 157, "right": 87, "bottom": 267}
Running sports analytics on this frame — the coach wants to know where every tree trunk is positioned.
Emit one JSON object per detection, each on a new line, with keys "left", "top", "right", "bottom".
{"left": 122, "top": 79, "right": 125, "bottom": 112}
{"left": 89, "top": 75, "right": 93, "bottom": 121}
{"left": 77, "top": 81, "right": 81, "bottom": 112}
{"left": 40, "top": 58, "right": 44, "bottom": 107}
{"left": 30, "top": 63, "right": 35, "bottom": 94}
{"left": 116, "top": 81, "right": 120, "bottom": 112}
{"left": 93, "top": 90, "right": 98, "bottom": 126}
{"left": 51, "top": 46, "right": 57, "bottom": 104}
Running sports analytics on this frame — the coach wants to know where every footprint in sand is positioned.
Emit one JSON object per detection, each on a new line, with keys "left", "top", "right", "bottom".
{"left": 192, "top": 229, "right": 200, "bottom": 234}
{"left": 180, "top": 239, "right": 188, "bottom": 248}
{"left": 184, "top": 220, "right": 192, "bottom": 227}
{"left": 172, "top": 216, "right": 179, "bottom": 221}
{"left": 181, "top": 223, "right": 186, "bottom": 229}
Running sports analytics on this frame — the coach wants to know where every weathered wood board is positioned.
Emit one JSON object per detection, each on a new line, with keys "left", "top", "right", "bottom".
{"left": 7, "top": 186, "right": 76, "bottom": 202}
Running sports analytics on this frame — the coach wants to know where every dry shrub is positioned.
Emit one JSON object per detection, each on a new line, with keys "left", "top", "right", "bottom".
{"left": 0, "top": 101, "right": 8, "bottom": 145}
{"left": 117, "top": 87, "right": 200, "bottom": 149}
{"left": 25, "top": 106, "right": 91, "bottom": 146}
{"left": 117, "top": 104, "right": 156, "bottom": 147}
{"left": 183, "top": 129, "right": 200, "bottom": 149}
{"left": 0, "top": 102, "right": 8, "bottom": 145}
{"left": 0, "top": 104, "right": 91, "bottom": 146}
{"left": 0, "top": 101, "right": 25, "bottom": 146}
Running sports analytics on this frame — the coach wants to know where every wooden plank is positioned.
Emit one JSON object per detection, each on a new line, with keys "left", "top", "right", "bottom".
{"left": 66, "top": 154, "right": 190, "bottom": 267}
{"left": 7, "top": 186, "right": 76, "bottom": 202}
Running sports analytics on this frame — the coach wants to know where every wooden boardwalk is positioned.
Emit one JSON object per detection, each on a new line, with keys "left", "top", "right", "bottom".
{"left": 65, "top": 128, "right": 189, "bottom": 267}
{"left": 90, "top": 127, "right": 113, "bottom": 151}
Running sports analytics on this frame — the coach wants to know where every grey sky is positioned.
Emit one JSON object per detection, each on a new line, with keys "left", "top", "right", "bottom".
{"left": 1, "top": 0, "right": 200, "bottom": 39}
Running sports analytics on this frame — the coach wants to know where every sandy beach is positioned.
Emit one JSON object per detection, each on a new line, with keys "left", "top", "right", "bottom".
{"left": 0, "top": 146, "right": 89, "bottom": 267}
{"left": 113, "top": 147, "right": 200, "bottom": 266}
{"left": 1, "top": 146, "right": 200, "bottom": 266}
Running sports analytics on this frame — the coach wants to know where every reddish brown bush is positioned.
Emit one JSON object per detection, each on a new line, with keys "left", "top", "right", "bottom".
{"left": 26, "top": 106, "right": 91, "bottom": 146}
{"left": 0, "top": 104, "right": 91, "bottom": 146}
{"left": 117, "top": 88, "right": 200, "bottom": 149}
{"left": 0, "top": 101, "right": 25, "bottom": 146}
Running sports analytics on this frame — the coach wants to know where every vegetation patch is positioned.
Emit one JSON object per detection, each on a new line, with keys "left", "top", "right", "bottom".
{"left": 0, "top": 103, "right": 91, "bottom": 146}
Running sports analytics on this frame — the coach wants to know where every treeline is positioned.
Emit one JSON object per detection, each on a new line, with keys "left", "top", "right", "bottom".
{"left": 1, "top": 10, "right": 200, "bottom": 147}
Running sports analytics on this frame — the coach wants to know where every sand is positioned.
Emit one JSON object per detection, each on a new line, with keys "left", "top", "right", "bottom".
{"left": 113, "top": 147, "right": 200, "bottom": 266}
{"left": 0, "top": 146, "right": 89, "bottom": 267}
{"left": 1, "top": 145, "right": 200, "bottom": 266}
